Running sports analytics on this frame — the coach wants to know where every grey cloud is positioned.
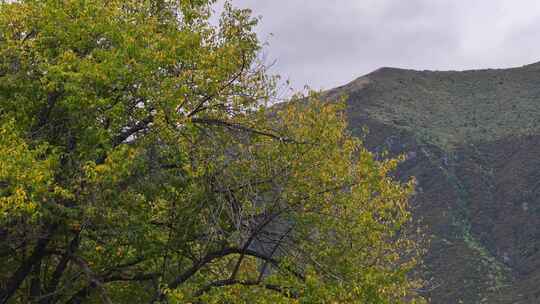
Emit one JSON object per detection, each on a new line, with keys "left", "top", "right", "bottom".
{"left": 224, "top": 0, "right": 540, "bottom": 91}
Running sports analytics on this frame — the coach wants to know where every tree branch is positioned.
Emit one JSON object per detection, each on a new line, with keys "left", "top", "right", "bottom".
{"left": 0, "top": 224, "right": 56, "bottom": 304}
{"left": 112, "top": 115, "right": 154, "bottom": 147}
{"left": 194, "top": 279, "right": 299, "bottom": 299}
{"left": 70, "top": 256, "right": 113, "bottom": 304}
{"left": 191, "top": 118, "right": 303, "bottom": 143}
{"left": 39, "top": 232, "right": 81, "bottom": 304}
{"left": 150, "top": 245, "right": 298, "bottom": 303}
{"left": 63, "top": 272, "right": 157, "bottom": 304}
{"left": 186, "top": 53, "right": 247, "bottom": 118}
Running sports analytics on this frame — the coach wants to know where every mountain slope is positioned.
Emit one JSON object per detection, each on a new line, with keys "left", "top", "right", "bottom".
{"left": 327, "top": 63, "right": 540, "bottom": 303}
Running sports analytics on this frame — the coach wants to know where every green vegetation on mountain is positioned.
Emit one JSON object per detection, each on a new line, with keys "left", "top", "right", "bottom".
{"left": 334, "top": 65, "right": 540, "bottom": 150}
{"left": 328, "top": 64, "right": 540, "bottom": 303}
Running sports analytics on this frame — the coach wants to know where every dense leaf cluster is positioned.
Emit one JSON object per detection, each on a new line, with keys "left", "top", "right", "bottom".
{"left": 0, "top": 1, "right": 424, "bottom": 303}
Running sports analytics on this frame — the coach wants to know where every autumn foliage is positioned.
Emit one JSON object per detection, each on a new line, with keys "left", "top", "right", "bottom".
{"left": 0, "top": 1, "right": 424, "bottom": 303}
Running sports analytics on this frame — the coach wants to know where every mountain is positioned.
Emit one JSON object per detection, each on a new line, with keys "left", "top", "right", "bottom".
{"left": 326, "top": 63, "right": 540, "bottom": 303}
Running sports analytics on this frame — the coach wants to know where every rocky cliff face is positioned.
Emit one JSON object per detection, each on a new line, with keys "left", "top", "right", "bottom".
{"left": 326, "top": 63, "right": 540, "bottom": 303}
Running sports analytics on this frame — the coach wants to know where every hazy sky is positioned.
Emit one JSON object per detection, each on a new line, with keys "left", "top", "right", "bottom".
{"left": 221, "top": 0, "right": 540, "bottom": 92}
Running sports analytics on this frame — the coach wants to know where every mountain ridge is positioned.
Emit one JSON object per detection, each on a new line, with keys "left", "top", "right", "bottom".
{"left": 326, "top": 62, "right": 540, "bottom": 303}
{"left": 330, "top": 62, "right": 540, "bottom": 151}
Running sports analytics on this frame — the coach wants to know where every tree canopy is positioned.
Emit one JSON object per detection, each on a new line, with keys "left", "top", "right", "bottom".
{"left": 0, "top": 1, "right": 425, "bottom": 303}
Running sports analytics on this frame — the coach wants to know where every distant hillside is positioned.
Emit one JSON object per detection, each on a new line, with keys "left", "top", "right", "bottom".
{"left": 326, "top": 63, "right": 540, "bottom": 303}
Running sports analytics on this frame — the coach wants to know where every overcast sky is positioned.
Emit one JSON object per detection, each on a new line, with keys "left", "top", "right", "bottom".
{"left": 220, "top": 0, "right": 540, "bottom": 92}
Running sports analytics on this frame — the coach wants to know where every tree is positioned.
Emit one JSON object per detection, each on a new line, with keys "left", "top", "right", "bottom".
{"left": 0, "top": 1, "right": 425, "bottom": 303}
